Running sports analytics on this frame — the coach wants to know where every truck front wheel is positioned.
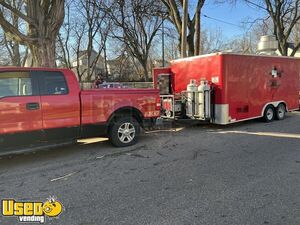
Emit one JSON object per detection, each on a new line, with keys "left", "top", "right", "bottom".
{"left": 109, "top": 116, "right": 140, "bottom": 147}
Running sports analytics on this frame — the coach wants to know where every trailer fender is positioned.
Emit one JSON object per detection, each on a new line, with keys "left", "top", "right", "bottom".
{"left": 261, "top": 101, "right": 287, "bottom": 116}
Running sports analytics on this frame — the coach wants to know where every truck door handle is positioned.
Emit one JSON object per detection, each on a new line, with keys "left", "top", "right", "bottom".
{"left": 26, "top": 102, "right": 40, "bottom": 110}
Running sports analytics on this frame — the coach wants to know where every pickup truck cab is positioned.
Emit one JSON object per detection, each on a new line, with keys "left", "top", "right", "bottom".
{"left": 0, "top": 68, "right": 160, "bottom": 154}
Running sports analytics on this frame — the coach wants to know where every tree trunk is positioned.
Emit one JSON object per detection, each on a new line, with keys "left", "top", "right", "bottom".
{"left": 142, "top": 61, "right": 149, "bottom": 81}
{"left": 86, "top": 25, "right": 93, "bottom": 81}
{"left": 29, "top": 39, "right": 56, "bottom": 67}
{"left": 187, "top": 28, "right": 195, "bottom": 57}
{"left": 103, "top": 43, "right": 109, "bottom": 79}
{"left": 26, "top": 0, "right": 64, "bottom": 67}
{"left": 162, "top": 0, "right": 205, "bottom": 58}
{"left": 194, "top": 9, "right": 201, "bottom": 55}
{"left": 3, "top": 0, "right": 21, "bottom": 66}
{"left": 0, "top": 0, "right": 64, "bottom": 67}
{"left": 3, "top": 34, "right": 21, "bottom": 66}
{"left": 181, "top": 0, "right": 188, "bottom": 58}
{"left": 12, "top": 43, "right": 21, "bottom": 66}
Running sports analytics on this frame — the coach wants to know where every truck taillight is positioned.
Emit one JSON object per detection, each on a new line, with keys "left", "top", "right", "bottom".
{"left": 155, "top": 97, "right": 161, "bottom": 110}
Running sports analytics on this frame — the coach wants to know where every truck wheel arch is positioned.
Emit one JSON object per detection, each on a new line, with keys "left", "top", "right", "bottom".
{"left": 107, "top": 107, "right": 144, "bottom": 130}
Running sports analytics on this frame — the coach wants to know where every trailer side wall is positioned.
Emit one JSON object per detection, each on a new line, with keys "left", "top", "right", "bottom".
{"left": 223, "top": 54, "right": 300, "bottom": 122}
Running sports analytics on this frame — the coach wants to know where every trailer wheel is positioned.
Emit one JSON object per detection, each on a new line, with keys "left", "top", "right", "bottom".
{"left": 275, "top": 104, "right": 286, "bottom": 120}
{"left": 263, "top": 105, "right": 275, "bottom": 122}
{"left": 109, "top": 116, "right": 140, "bottom": 147}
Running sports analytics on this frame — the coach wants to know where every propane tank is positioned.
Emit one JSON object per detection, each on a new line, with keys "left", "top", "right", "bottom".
{"left": 197, "top": 80, "right": 211, "bottom": 119}
{"left": 186, "top": 79, "right": 198, "bottom": 117}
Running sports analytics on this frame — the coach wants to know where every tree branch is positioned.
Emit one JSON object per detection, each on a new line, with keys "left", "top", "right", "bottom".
{"left": 0, "top": 11, "right": 36, "bottom": 44}
{"left": 0, "top": 0, "right": 37, "bottom": 26}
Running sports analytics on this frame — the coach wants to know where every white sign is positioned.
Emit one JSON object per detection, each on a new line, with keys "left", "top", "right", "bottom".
{"left": 212, "top": 76, "right": 219, "bottom": 84}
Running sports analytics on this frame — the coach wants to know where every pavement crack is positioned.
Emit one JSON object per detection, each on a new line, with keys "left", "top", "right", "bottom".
{"left": 96, "top": 145, "right": 147, "bottom": 160}
{"left": 126, "top": 153, "right": 149, "bottom": 158}
{"left": 156, "top": 151, "right": 165, "bottom": 157}
{"left": 50, "top": 171, "right": 78, "bottom": 182}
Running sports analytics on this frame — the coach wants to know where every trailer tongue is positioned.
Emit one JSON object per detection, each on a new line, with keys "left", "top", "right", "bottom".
{"left": 154, "top": 52, "right": 300, "bottom": 125}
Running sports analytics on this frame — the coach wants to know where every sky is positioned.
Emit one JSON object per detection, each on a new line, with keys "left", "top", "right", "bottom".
{"left": 200, "top": 1, "right": 267, "bottom": 39}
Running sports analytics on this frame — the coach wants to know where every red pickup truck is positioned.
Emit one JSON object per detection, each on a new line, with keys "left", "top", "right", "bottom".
{"left": 0, "top": 68, "right": 160, "bottom": 154}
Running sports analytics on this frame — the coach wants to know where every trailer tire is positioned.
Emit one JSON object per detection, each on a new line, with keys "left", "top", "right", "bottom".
{"left": 263, "top": 105, "right": 275, "bottom": 122}
{"left": 275, "top": 104, "right": 286, "bottom": 120}
{"left": 109, "top": 116, "right": 140, "bottom": 147}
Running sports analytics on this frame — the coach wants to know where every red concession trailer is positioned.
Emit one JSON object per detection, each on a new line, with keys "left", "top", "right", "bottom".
{"left": 153, "top": 53, "right": 300, "bottom": 124}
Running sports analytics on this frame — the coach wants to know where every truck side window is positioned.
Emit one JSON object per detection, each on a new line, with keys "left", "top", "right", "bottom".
{"left": 0, "top": 72, "right": 32, "bottom": 98}
{"left": 39, "top": 72, "right": 69, "bottom": 95}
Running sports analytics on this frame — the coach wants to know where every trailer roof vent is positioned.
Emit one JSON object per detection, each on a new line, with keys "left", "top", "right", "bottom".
{"left": 257, "top": 35, "right": 278, "bottom": 55}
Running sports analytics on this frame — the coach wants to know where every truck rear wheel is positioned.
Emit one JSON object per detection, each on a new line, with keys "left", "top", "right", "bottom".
{"left": 109, "top": 116, "right": 140, "bottom": 147}
{"left": 275, "top": 104, "right": 286, "bottom": 120}
{"left": 263, "top": 105, "right": 275, "bottom": 122}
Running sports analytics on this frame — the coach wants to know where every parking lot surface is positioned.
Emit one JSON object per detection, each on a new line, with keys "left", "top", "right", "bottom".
{"left": 0, "top": 112, "right": 299, "bottom": 225}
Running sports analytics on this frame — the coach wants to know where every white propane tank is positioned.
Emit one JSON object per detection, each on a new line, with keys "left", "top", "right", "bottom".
{"left": 186, "top": 79, "right": 198, "bottom": 117}
{"left": 197, "top": 80, "right": 211, "bottom": 119}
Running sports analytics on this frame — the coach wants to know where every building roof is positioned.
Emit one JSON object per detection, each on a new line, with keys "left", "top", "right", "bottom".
{"left": 78, "top": 49, "right": 98, "bottom": 58}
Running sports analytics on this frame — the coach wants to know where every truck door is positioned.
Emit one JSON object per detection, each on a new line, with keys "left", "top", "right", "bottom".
{"left": 0, "top": 71, "right": 43, "bottom": 149}
{"left": 34, "top": 71, "right": 81, "bottom": 142}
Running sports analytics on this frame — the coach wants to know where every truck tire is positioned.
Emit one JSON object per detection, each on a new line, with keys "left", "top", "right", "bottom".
{"left": 263, "top": 105, "right": 275, "bottom": 122}
{"left": 275, "top": 104, "right": 286, "bottom": 120}
{"left": 109, "top": 116, "right": 140, "bottom": 147}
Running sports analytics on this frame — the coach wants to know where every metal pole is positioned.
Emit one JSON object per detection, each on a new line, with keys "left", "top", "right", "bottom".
{"left": 162, "top": 19, "right": 165, "bottom": 67}
{"left": 181, "top": 0, "right": 188, "bottom": 58}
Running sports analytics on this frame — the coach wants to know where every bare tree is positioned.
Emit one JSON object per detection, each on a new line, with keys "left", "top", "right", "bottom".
{"left": 0, "top": 31, "right": 10, "bottom": 65}
{"left": 264, "top": 0, "right": 300, "bottom": 56}
{"left": 0, "top": 0, "right": 29, "bottom": 66}
{"left": 201, "top": 28, "right": 225, "bottom": 54}
{"left": 106, "top": 0, "right": 164, "bottom": 81}
{"left": 0, "top": 0, "right": 64, "bottom": 67}
{"left": 73, "top": 22, "right": 87, "bottom": 83}
{"left": 57, "top": 2, "right": 72, "bottom": 69}
{"left": 78, "top": 0, "right": 100, "bottom": 80}
{"left": 72, "top": 0, "right": 110, "bottom": 81}
{"left": 161, "top": 0, "right": 206, "bottom": 56}
{"left": 228, "top": 0, "right": 300, "bottom": 56}
{"left": 3, "top": 34, "right": 20, "bottom": 66}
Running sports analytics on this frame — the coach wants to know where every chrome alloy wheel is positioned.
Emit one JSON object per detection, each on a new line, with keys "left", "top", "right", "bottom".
{"left": 118, "top": 122, "right": 136, "bottom": 144}
{"left": 266, "top": 107, "right": 274, "bottom": 121}
{"left": 277, "top": 104, "right": 286, "bottom": 120}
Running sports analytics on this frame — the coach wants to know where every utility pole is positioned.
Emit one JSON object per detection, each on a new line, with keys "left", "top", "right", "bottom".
{"left": 181, "top": 0, "right": 188, "bottom": 58}
{"left": 162, "top": 19, "right": 165, "bottom": 67}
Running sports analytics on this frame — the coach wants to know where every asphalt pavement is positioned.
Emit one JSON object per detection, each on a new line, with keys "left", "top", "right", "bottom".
{"left": 0, "top": 112, "right": 299, "bottom": 225}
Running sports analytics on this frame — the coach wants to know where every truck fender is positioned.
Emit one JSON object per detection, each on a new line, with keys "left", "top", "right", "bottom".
{"left": 107, "top": 107, "right": 144, "bottom": 129}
